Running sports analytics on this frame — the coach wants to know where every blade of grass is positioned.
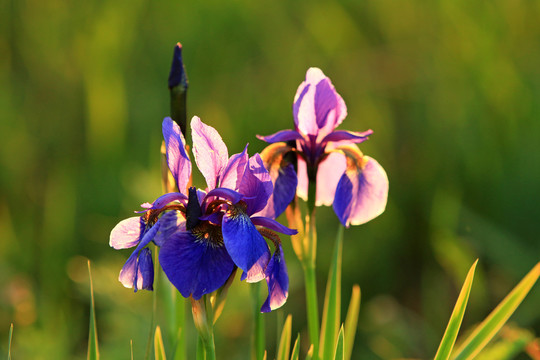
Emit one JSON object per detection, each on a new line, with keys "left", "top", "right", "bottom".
{"left": 333, "top": 326, "right": 344, "bottom": 360}
{"left": 131, "top": 340, "right": 134, "bottom": 360}
{"left": 305, "top": 345, "right": 313, "bottom": 360}
{"left": 8, "top": 323, "right": 13, "bottom": 360}
{"left": 154, "top": 326, "right": 167, "bottom": 360}
{"left": 475, "top": 325, "right": 533, "bottom": 360}
{"left": 452, "top": 262, "right": 540, "bottom": 360}
{"left": 319, "top": 226, "right": 343, "bottom": 360}
{"left": 87, "top": 260, "right": 100, "bottom": 360}
{"left": 434, "top": 260, "right": 478, "bottom": 360}
{"left": 277, "top": 314, "right": 292, "bottom": 360}
{"left": 344, "top": 285, "right": 361, "bottom": 360}
{"left": 291, "top": 334, "right": 301, "bottom": 360}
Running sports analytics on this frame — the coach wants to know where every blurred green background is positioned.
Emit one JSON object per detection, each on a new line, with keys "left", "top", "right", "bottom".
{"left": 1, "top": 0, "right": 539, "bottom": 358}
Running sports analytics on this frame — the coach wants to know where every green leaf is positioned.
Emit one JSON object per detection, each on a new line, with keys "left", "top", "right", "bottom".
{"left": 277, "top": 314, "right": 292, "bottom": 360}
{"left": 333, "top": 326, "right": 344, "bottom": 360}
{"left": 434, "top": 260, "right": 478, "bottom": 360}
{"left": 87, "top": 261, "right": 100, "bottom": 360}
{"left": 8, "top": 323, "right": 13, "bottom": 360}
{"left": 452, "top": 262, "right": 540, "bottom": 360}
{"left": 475, "top": 325, "right": 533, "bottom": 360}
{"left": 319, "top": 226, "right": 343, "bottom": 360}
{"left": 305, "top": 345, "right": 313, "bottom": 360}
{"left": 131, "top": 340, "right": 134, "bottom": 360}
{"left": 291, "top": 334, "right": 301, "bottom": 360}
{"left": 344, "top": 285, "right": 361, "bottom": 360}
{"left": 251, "top": 281, "right": 265, "bottom": 360}
{"left": 154, "top": 326, "right": 167, "bottom": 360}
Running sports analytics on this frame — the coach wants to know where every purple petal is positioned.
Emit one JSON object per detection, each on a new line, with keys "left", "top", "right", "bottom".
{"left": 153, "top": 211, "right": 186, "bottom": 246}
{"left": 110, "top": 217, "right": 145, "bottom": 249}
{"left": 163, "top": 117, "right": 192, "bottom": 193}
{"left": 256, "top": 130, "right": 303, "bottom": 144}
{"left": 256, "top": 163, "right": 298, "bottom": 219}
{"left": 159, "top": 231, "right": 235, "bottom": 300}
{"left": 136, "top": 248, "right": 154, "bottom": 291}
{"left": 191, "top": 116, "right": 229, "bottom": 190}
{"left": 314, "top": 78, "right": 338, "bottom": 129}
{"left": 149, "top": 192, "right": 187, "bottom": 209}
{"left": 204, "top": 188, "right": 243, "bottom": 206}
{"left": 222, "top": 209, "right": 270, "bottom": 282}
{"left": 118, "top": 253, "right": 138, "bottom": 289}
{"left": 322, "top": 130, "right": 373, "bottom": 144}
{"left": 333, "top": 156, "right": 389, "bottom": 227}
{"left": 261, "top": 245, "right": 289, "bottom": 312}
{"left": 220, "top": 145, "right": 249, "bottom": 190}
{"left": 315, "top": 152, "right": 347, "bottom": 206}
{"left": 251, "top": 216, "right": 297, "bottom": 236}
{"left": 238, "top": 154, "right": 273, "bottom": 215}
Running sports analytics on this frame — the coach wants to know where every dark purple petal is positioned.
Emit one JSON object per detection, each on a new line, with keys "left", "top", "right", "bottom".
{"left": 191, "top": 116, "right": 229, "bottom": 189}
{"left": 238, "top": 154, "right": 273, "bottom": 215}
{"left": 256, "top": 130, "right": 303, "bottom": 144}
{"left": 222, "top": 209, "right": 270, "bottom": 282}
{"left": 136, "top": 248, "right": 154, "bottom": 291}
{"left": 159, "top": 231, "right": 235, "bottom": 300}
{"left": 261, "top": 245, "right": 289, "bottom": 312}
{"left": 220, "top": 145, "right": 249, "bottom": 190}
{"left": 333, "top": 156, "right": 389, "bottom": 227}
{"left": 153, "top": 211, "right": 186, "bottom": 246}
{"left": 163, "top": 117, "right": 192, "bottom": 193}
{"left": 314, "top": 78, "right": 338, "bottom": 129}
{"left": 110, "top": 217, "right": 145, "bottom": 249}
{"left": 149, "top": 192, "right": 187, "bottom": 209}
{"left": 322, "top": 130, "right": 373, "bottom": 144}
{"left": 251, "top": 217, "right": 297, "bottom": 236}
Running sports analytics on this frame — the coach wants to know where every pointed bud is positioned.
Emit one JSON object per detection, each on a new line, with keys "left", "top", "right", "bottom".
{"left": 186, "top": 187, "right": 202, "bottom": 230}
{"left": 168, "top": 42, "right": 189, "bottom": 137}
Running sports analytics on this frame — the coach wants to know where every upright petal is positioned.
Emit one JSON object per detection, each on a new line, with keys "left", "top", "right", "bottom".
{"left": 220, "top": 145, "right": 249, "bottom": 190}
{"left": 238, "top": 154, "right": 273, "bottom": 215}
{"left": 159, "top": 231, "right": 235, "bottom": 300}
{"left": 261, "top": 245, "right": 289, "bottom": 313}
{"left": 163, "top": 117, "right": 192, "bottom": 193}
{"left": 222, "top": 208, "right": 270, "bottom": 282}
{"left": 191, "top": 116, "right": 229, "bottom": 189}
{"left": 314, "top": 77, "right": 338, "bottom": 129}
{"left": 110, "top": 217, "right": 145, "bottom": 249}
{"left": 333, "top": 155, "right": 389, "bottom": 227}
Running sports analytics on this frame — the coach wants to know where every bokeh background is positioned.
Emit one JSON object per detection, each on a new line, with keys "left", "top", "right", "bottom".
{"left": 1, "top": 0, "right": 539, "bottom": 358}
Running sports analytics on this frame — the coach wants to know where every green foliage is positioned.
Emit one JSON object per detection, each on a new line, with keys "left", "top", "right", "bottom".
{"left": 87, "top": 261, "right": 100, "bottom": 360}
{"left": 290, "top": 334, "right": 301, "bottom": 360}
{"left": 7, "top": 324, "right": 13, "bottom": 360}
{"left": 154, "top": 326, "right": 167, "bottom": 360}
{"left": 333, "top": 326, "right": 344, "bottom": 360}
{"left": 277, "top": 315, "right": 292, "bottom": 360}
{"left": 434, "top": 260, "right": 478, "bottom": 360}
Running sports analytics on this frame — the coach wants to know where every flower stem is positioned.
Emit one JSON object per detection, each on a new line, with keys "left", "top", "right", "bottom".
{"left": 303, "top": 205, "right": 319, "bottom": 358}
{"left": 251, "top": 282, "right": 265, "bottom": 360}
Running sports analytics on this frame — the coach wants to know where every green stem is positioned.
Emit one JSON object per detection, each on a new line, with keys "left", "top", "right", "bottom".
{"left": 303, "top": 260, "right": 320, "bottom": 359}
{"left": 196, "top": 335, "right": 205, "bottom": 360}
{"left": 251, "top": 282, "right": 265, "bottom": 360}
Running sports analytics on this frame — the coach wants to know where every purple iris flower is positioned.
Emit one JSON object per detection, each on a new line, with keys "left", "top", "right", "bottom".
{"left": 258, "top": 67, "right": 389, "bottom": 227}
{"left": 111, "top": 116, "right": 295, "bottom": 312}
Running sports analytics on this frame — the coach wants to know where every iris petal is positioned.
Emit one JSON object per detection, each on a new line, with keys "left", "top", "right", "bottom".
{"left": 238, "top": 154, "right": 273, "bottom": 215}
{"left": 159, "top": 231, "right": 235, "bottom": 300}
{"left": 251, "top": 216, "right": 297, "bottom": 236}
{"left": 333, "top": 156, "right": 389, "bottom": 227}
{"left": 261, "top": 245, "right": 289, "bottom": 313}
{"left": 191, "top": 116, "right": 229, "bottom": 190}
{"left": 153, "top": 211, "right": 185, "bottom": 246}
{"left": 315, "top": 152, "right": 347, "bottom": 206}
{"left": 137, "top": 248, "right": 154, "bottom": 291}
{"left": 149, "top": 192, "right": 187, "bottom": 209}
{"left": 163, "top": 117, "right": 192, "bottom": 193}
{"left": 222, "top": 209, "right": 270, "bottom": 282}
{"left": 118, "top": 253, "right": 138, "bottom": 289}
{"left": 256, "top": 130, "right": 303, "bottom": 144}
{"left": 220, "top": 145, "right": 248, "bottom": 190}
{"left": 322, "top": 129, "right": 372, "bottom": 144}
{"left": 110, "top": 217, "right": 145, "bottom": 249}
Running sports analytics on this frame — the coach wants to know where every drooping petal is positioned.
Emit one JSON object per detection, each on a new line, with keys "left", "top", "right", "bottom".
{"left": 315, "top": 152, "right": 347, "bottom": 206}
{"left": 256, "top": 130, "right": 303, "bottom": 144}
{"left": 251, "top": 216, "right": 297, "bottom": 236}
{"left": 220, "top": 145, "right": 248, "bottom": 190}
{"left": 153, "top": 211, "right": 186, "bottom": 246}
{"left": 238, "top": 154, "right": 273, "bottom": 215}
{"left": 118, "top": 252, "right": 138, "bottom": 289}
{"left": 191, "top": 116, "right": 229, "bottom": 189}
{"left": 333, "top": 155, "right": 389, "bottom": 227}
{"left": 163, "top": 117, "right": 192, "bottom": 193}
{"left": 222, "top": 208, "right": 270, "bottom": 282}
{"left": 261, "top": 245, "right": 289, "bottom": 313}
{"left": 110, "top": 217, "right": 145, "bottom": 249}
{"left": 322, "top": 129, "right": 373, "bottom": 144}
{"left": 136, "top": 248, "right": 154, "bottom": 291}
{"left": 159, "top": 231, "right": 235, "bottom": 300}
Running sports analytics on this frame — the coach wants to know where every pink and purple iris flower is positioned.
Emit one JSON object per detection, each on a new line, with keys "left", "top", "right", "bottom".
{"left": 258, "top": 67, "right": 389, "bottom": 227}
{"left": 110, "top": 117, "right": 295, "bottom": 312}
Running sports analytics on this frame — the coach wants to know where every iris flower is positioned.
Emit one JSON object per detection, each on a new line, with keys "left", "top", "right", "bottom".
{"left": 110, "top": 116, "right": 295, "bottom": 312}
{"left": 258, "top": 67, "right": 389, "bottom": 227}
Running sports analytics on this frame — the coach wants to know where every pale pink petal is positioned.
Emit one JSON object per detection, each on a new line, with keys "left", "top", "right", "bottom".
{"left": 315, "top": 152, "right": 347, "bottom": 206}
